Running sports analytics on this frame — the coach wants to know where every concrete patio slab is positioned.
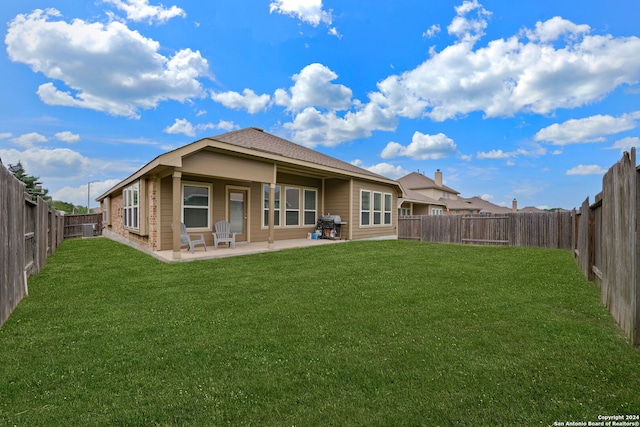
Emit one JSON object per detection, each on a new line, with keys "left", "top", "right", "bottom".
{"left": 153, "top": 237, "right": 347, "bottom": 262}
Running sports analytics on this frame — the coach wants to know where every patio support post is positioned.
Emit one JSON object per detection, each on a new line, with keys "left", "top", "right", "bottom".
{"left": 268, "top": 182, "right": 275, "bottom": 249}
{"left": 172, "top": 171, "right": 182, "bottom": 260}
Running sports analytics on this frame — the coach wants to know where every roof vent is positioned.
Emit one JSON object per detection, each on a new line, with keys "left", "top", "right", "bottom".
{"left": 252, "top": 127, "right": 264, "bottom": 132}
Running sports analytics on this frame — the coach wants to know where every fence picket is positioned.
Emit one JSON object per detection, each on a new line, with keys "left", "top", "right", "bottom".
{"left": 0, "top": 167, "right": 64, "bottom": 328}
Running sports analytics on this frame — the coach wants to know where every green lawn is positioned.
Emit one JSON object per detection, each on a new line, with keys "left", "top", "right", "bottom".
{"left": 1, "top": 238, "right": 639, "bottom": 426}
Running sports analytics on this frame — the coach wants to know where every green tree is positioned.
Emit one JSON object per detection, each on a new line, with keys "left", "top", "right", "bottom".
{"left": 52, "top": 200, "right": 77, "bottom": 214}
{"left": 9, "top": 161, "right": 51, "bottom": 202}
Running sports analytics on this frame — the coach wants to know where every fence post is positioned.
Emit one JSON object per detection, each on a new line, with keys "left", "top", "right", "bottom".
{"left": 635, "top": 162, "right": 640, "bottom": 346}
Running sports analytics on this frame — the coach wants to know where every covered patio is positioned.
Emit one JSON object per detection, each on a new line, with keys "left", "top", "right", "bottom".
{"left": 153, "top": 237, "right": 347, "bottom": 262}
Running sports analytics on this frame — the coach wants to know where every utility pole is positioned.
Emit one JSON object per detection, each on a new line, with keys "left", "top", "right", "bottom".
{"left": 87, "top": 180, "right": 98, "bottom": 213}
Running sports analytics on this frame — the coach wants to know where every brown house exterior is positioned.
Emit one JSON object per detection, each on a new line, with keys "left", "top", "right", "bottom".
{"left": 97, "top": 127, "right": 402, "bottom": 259}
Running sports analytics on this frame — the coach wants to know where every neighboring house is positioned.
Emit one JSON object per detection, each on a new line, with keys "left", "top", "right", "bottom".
{"left": 397, "top": 171, "right": 532, "bottom": 215}
{"left": 397, "top": 184, "right": 447, "bottom": 216}
{"left": 97, "top": 127, "right": 402, "bottom": 259}
{"left": 397, "top": 171, "right": 483, "bottom": 215}
{"left": 462, "top": 196, "right": 516, "bottom": 214}
{"left": 519, "top": 206, "right": 545, "bottom": 213}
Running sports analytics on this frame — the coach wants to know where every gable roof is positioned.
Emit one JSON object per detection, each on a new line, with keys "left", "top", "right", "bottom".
{"left": 212, "top": 128, "right": 386, "bottom": 179}
{"left": 98, "top": 127, "right": 400, "bottom": 200}
{"left": 462, "top": 196, "right": 514, "bottom": 214}
{"left": 397, "top": 183, "right": 446, "bottom": 208}
{"left": 397, "top": 171, "right": 459, "bottom": 195}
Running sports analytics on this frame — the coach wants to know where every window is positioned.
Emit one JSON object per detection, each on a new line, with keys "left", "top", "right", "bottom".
{"left": 373, "top": 192, "right": 382, "bottom": 225}
{"left": 285, "top": 187, "right": 300, "bottom": 226}
{"left": 384, "top": 193, "right": 392, "bottom": 225}
{"left": 362, "top": 190, "right": 392, "bottom": 226}
{"left": 183, "top": 183, "right": 210, "bottom": 229}
{"left": 123, "top": 183, "right": 139, "bottom": 230}
{"left": 432, "top": 208, "right": 443, "bottom": 215}
{"left": 263, "top": 184, "right": 281, "bottom": 227}
{"left": 400, "top": 207, "right": 411, "bottom": 216}
{"left": 361, "top": 190, "right": 371, "bottom": 225}
{"left": 263, "top": 184, "right": 317, "bottom": 227}
{"left": 304, "top": 189, "right": 317, "bottom": 226}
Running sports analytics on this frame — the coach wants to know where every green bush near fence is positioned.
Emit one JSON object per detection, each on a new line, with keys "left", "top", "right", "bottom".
{"left": 1, "top": 238, "right": 639, "bottom": 426}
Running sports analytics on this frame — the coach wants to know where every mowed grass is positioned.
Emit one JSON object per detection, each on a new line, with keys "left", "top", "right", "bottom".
{"left": 1, "top": 238, "right": 639, "bottom": 426}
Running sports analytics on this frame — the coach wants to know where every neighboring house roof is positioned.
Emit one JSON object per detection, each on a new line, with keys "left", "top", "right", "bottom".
{"left": 397, "top": 171, "right": 459, "bottom": 195}
{"left": 98, "top": 127, "right": 401, "bottom": 200}
{"left": 397, "top": 184, "right": 446, "bottom": 208}
{"left": 520, "top": 206, "right": 545, "bottom": 213}
{"left": 442, "top": 197, "right": 483, "bottom": 212}
{"left": 462, "top": 196, "right": 513, "bottom": 214}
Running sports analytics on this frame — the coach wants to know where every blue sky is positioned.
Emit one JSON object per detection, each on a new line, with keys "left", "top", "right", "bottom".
{"left": 1, "top": 0, "right": 639, "bottom": 210}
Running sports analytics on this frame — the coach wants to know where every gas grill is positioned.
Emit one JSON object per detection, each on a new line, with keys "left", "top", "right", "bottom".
{"left": 316, "top": 215, "right": 347, "bottom": 240}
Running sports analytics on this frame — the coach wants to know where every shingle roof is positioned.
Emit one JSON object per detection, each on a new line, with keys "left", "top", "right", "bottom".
{"left": 397, "top": 171, "right": 459, "bottom": 194}
{"left": 462, "top": 196, "right": 513, "bottom": 214}
{"left": 211, "top": 127, "right": 388, "bottom": 180}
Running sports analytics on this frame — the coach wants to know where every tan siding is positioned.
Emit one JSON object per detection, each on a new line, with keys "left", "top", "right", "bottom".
{"left": 351, "top": 180, "right": 398, "bottom": 240}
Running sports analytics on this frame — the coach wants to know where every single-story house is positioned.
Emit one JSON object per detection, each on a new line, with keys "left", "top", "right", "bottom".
{"left": 97, "top": 127, "right": 403, "bottom": 259}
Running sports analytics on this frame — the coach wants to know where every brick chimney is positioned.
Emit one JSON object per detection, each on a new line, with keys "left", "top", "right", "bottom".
{"left": 512, "top": 198, "right": 518, "bottom": 212}
{"left": 435, "top": 169, "right": 443, "bottom": 187}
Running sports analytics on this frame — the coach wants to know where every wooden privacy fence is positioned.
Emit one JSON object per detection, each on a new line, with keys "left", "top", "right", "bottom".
{"left": 64, "top": 214, "right": 103, "bottom": 239}
{"left": 398, "top": 211, "right": 573, "bottom": 249}
{"left": 0, "top": 165, "right": 64, "bottom": 328}
{"left": 573, "top": 148, "right": 639, "bottom": 347}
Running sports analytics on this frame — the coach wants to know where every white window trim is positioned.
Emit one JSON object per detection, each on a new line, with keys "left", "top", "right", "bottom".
{"left": 384, "top": 193, "right": 392, "bottom": 225}
{"left": 303, "top": 189, "right": 318, "bottom": 226}
{"left": 263, "top": 184, "right": 281, "bottom": 227}
{"left": 123, "top": 182, "right": 139, "bottom": 231}
{"left": 182, "top": 182, "right": 212, "bottom": 231}
{"left": 263, "top": 184, "right": 318, "bottom": 228}
{"left": 285, "top": 186, "right": 300, "bottom": 226}
{"left": 361, "top": 190, "right": 392, "bottom": 227}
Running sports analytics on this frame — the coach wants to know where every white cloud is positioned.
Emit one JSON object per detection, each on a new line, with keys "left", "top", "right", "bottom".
{"left": 283, "top": 103, "right": 397, "bottom": 148}
{"left": 607, "top": 136, "right": 640, "bottom": 151}
{"left": 566, "top": 164, "right": 608, "bottom": 175}
{"left": 53, "top": 179, "right": 121, "bottom": 207}
{"left": 164, "top": 118, "right": 196, "bottom": 136}
{"left": 274, "top": 63, "right": 352, "bottom": 112}
{"left": 0, "top": 147, "right": 91, "bottom": 180}
{"left": 6, "top": 9, "right": 210, "bottom": 118}
{"left": 369, "top": 3, "right": 640, "bottom": 122}
{"left": 352, "top": 160, "right": 408, "bottom": 180}
{"left": 211, "top": 89, "right": 271, "bottom": 114}
{"left": 477, "top": 146, "right": 546, "bottom": 159}
{"left": 102, "top": 0, "right": 186, "bottom": 24}
{"left": 11, "top": 132, "right": 48, "bottom": 148}
{"left": 163, "top": 118, "right": 239, "bottom": 136}
{"left": 448, "top": 0, "right": 491, "bottom": 43}
{"left": 534, "top": 113, "right": 639, "bottom": 145}
{"left": 54, "top": 131, "right": 80, "bottom": 144}
{"left": 523, "top": 16, "right": 590, "bottom": 43}
{"left": 476, "top": 149, "right": 511, "bottom": 159}
{"left": 0, "top": 133, "right": 12, "bottom": 140}
{"left": 269, "top": 0, "right": 333, "bottom": 27}
{"left": 328, "top": 27, "right": 341, "bottom": 39}
{"left": 381, "top": 132, "right": 457, "bottom": 160}
{"left": 423, "top": 24, "right": 441, "bottom": 39}
{"left": 480, "top": 194, "right": 493, "bottom": 201}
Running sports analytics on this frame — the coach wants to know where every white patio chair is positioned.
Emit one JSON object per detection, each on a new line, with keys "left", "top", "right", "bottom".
{"left": 172, "top": 223, "right": 207, "bottom": 253}
{"left": 213, "top": 220, "right": 236, "bottom": 249}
